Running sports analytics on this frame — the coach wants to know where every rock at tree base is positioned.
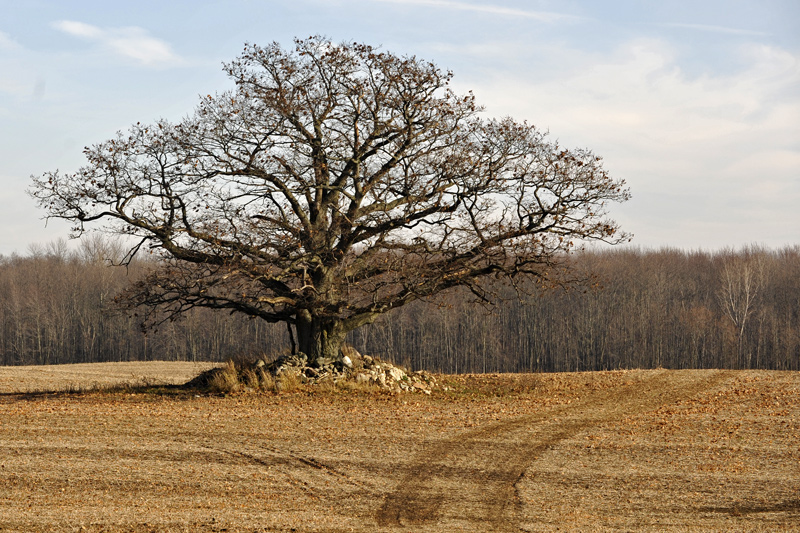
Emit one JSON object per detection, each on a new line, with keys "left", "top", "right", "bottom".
{"left": 186, "top": 346, "right": 437, "bottom": 394}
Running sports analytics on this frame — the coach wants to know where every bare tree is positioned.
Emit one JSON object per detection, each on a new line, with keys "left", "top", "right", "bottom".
{"left": 30, "top": 36, "right": 630, "bottom": 363}
{"left": 717, "top": 250, "right": 766, "bottom": 368}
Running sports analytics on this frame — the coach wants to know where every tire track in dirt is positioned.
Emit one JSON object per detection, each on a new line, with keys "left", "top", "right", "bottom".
{"left": 376, "top": 369, "right": 733, "bottom": 530}
{"left": 196, "top": 442, "right": 375, "bottom": 491}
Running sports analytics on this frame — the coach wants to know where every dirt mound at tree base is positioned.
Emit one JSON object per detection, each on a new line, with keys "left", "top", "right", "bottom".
{"left": 184, "top": 346, "right": 437, "bottom": 394}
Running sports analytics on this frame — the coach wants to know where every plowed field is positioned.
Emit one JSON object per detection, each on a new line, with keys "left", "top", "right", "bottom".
{"left": 0, "top": 363, "right": 797, "bottom": 531}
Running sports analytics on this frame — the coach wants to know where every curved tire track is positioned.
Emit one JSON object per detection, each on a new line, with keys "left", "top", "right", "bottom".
{"left": 376, "top": 370, "right": 732, "bottom": 530}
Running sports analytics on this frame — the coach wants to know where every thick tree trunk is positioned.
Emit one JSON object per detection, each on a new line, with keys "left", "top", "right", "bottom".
{"left": 295, "top": 311, "right": 347, "bottom": 365}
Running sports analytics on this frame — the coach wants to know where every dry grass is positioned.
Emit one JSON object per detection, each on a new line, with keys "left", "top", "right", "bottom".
{"left": 0, "top": 365, "right": 797, "bottom": 532}
{"left": 202, "top": 360, "right": 299, "bottom": 394}
{"left": 207, "top": 360, "right": 242, "bottom": 393}
{"left": 275, "top": 369, "right": 304, "bottom": 393}
{"left": 333, "top": 377, "right": 382, "bottom": 393}
{"left": 197, "top": 358, "right": 358, "bottom": 395}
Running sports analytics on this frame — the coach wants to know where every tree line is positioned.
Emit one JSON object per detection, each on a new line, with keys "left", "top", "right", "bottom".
{"left": 0, "top": 239, "right": 797, "bottom": 372}
{"left": 353, "top": 245, "right": 800, "bottom": 373}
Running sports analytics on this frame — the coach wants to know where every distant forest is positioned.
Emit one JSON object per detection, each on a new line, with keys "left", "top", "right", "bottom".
{"left": 1, "top": 238, "right": 798, "bottom": 372}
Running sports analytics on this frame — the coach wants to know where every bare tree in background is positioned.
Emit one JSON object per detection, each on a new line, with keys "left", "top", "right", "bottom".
{"left": 717, "top": 251, "right": 766, "bottom": 368}
{"left": 30, "top": 36, "right": 630, "bottom": 363}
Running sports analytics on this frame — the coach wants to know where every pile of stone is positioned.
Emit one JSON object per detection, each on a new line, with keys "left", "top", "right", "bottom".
{"left": 259, "top": 346, "right": 437, "bottom": 394}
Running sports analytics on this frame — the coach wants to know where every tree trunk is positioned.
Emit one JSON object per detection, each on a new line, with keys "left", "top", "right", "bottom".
{"left": 295, "top": 311, "right": 347, "bottom": 365}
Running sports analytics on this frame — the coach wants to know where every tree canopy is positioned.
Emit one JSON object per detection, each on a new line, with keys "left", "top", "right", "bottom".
{"left": 31, "top": 36, "right": 630, "bottom": 362}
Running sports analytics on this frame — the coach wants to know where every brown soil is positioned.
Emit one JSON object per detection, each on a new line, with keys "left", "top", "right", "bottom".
{"left": 0, "top": 361, "right": 220, "bottom": 393}
{"left": 0, "top": 365, "right": 797, "bottom": 532}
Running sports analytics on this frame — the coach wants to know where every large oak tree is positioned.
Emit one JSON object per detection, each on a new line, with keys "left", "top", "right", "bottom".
{"left": 31, "top": 37, "right": 630, "bottom": 363}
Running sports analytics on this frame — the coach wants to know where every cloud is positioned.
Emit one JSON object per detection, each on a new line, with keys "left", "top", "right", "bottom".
{"left": 0, "top": 30, "right": 21, "bottom": 50}
{"left": 0, "top": 32, "right": 32, "bottom": 98}
{"left": 371, "top": 0, "right": 576, "bottom": 23}
{"left": 468, "top": 38, "right": 799, "bottom": 157}
{"left": 661, "top": 23, "right": 770, "bottom": 37}
{"left": 54, "top": 20, "right": 104, "bottom": 39}
{"left": 459, "top": 38, "right": 800, "bottom": 247}
{"left": 52, "top": 20, "right": 180, "bottom": 66}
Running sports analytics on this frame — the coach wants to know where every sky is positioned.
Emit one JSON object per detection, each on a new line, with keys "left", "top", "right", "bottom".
{"left": 1, "top": 0, "right": 798, "bottom": 255}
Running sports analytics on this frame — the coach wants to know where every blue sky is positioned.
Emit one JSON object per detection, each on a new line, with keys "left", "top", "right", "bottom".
{"left": 1, "top": 0, "right": 798, "bottom": 254}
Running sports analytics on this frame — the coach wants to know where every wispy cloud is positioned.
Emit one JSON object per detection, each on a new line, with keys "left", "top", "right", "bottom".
{"left": 372, "top": 0, "right": 576, "bottom": 23}
{"left": 52, "top": 20, "right": 180, "bottom": 66}
{"left": 661, "top": 23, "right": 770, "bottom": 37}
{"left": 0, "top": 31, "right": 22, "bottom": 50}
{"left": 462, "top": 38, "right": 800, "bottom": 246}
{"left": 0, "top": 32, "right": 30, "bottom": 98}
